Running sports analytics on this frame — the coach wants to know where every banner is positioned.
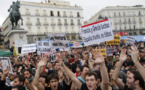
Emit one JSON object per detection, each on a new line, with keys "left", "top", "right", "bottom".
{"left": 96, "top": 49, "right": 106, "bottom": 58}
{"left": 106, "top": 48, "right": 113, "bottom": 56}
{"left": 126, "top": 36, "right": 136, "bottom": 43}
{"left": 48, "top": 33, "right": 69, "bottom": 49}
{"left": 21, "top": 44, "right": 36, "bottom": 53}
{"left": 81, "top": 19, "right": 114, "bottom": 46}
{"left": 37, "top": 41, "right": 52, "bottom": 53}
{"left": 0, "top": 57, "right": 13, "bottom": 73}
{"left": 107, "top": 35, "right": 121, "bottom": 45}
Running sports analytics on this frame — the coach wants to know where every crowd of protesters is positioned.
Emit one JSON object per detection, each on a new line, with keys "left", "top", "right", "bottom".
{"left": 0, "top": 41, "right": 145, "bottom": 90}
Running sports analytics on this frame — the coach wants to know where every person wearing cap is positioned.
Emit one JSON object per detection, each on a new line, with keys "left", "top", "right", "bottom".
{"left": 139, "top": 49, "right": 145, "bottom": 65}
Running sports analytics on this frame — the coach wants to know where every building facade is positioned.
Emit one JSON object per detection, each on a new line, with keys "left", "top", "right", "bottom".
{"left": 2, "top": 0, "right": 83, "bottom": 49}
{"left": 89, "top": 5, "right": 145, "bottom": 36}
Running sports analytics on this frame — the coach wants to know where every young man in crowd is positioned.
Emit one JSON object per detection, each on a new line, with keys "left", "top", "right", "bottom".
{"left": 57, "top": 49, "right": 109, "bottom": 90}
{"left": 113, "top": 45, "right": 145, "bottom": 90}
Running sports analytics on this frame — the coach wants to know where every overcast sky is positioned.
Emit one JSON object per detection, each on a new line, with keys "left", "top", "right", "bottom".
{"left": 0, "top": 0, "right": 145, "bottom": 26}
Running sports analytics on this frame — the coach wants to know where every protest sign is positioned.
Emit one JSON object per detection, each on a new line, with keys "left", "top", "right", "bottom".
{"left": 96, "top": 49, "right": 106, "bottom": 58}
{"left": 15, "top": 40, "right": 27, "bottom": 47}
{"left": 73, "top": 42, "right": 80, "bottom": 47}
{"left": 0, "top": 57, "right": 13, "bottom": 73}
{"left": 81, "top": 19, "right": 114, "bottom": 46}
{"left": 50, "top": 54, "right": 55, "bottom": 62}
{"left": 106, "top": 35, "right": 121, "bottom": 45}
{"left": 37, "top": 41, "right": 52, "bottom": 54}
{"left": 106, "top": 48, "right": 113, "bottom": 56}
{"left": 21, "top": 44, "right": 36, "bottom": 53}
{"left": 48, "top": 33, "right": 69, "bottom": 49}
{"left": 126, "top": 36, "right": 136, "bottom": 44}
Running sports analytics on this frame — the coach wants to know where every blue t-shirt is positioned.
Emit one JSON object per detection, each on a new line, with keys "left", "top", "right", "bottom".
{"left": 77, "top": 76, "right": 85, "bottom": 83}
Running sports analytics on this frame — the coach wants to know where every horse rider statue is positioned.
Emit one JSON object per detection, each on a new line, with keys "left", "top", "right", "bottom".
{"left": 8, "top": 0, "right": 23, "bottom": 30}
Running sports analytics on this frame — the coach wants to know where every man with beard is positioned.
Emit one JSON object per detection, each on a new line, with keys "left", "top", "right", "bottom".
{"left": 113, "top": 46, "right": 145, "bottom": 90}
{"left": 22, "top": 69, "right": 34, "bottom": 83}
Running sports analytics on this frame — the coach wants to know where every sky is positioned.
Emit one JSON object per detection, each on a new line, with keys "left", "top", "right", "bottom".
{"left": 0, "top": 0, "right": 145, "bottom": 26}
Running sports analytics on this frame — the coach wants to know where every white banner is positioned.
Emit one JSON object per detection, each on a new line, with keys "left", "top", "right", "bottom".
{"left": 0, "top": 57, "right": 13, "bottom": 73}
{"left": 81, "top": 19, "right": 114, "bottom": 46}
{"left": 50, "top": 54, "right": 56, "bottom": 62}
{"left": 37, "top": 41, "right": 52, "bottom": 53}
{"left": 48, "top": 33, "right": 69, "bottom": 49}
{"left": 15, "top": 40, "right": 27, "bottom": 47}
{"left": 126, "top": 36, "right": 136, "bottom": 43}
{"left": 21, "top": 44, "right": 36, "bottom": 53}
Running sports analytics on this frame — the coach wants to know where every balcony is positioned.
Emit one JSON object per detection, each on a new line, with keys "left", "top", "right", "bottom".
{"left": 63, "top": 15, "right": 67, "bottom": 17}
{"left": 78, "top": 23, "right": 82, "bottom": 26}
{"left": 43, "top": 14, "right": 47, "bottom": 16}
{"left": 26, "top": 22, "right": 32, "bottom": 26}
{"left": 25, "top": 12, "right": 31, "bottom": 15}
{"left": 57, "top": 23, "right": 62, "bottom": 26}
{"left": 43, "top": 23, "right": 49, "bottom": 26}
{"left": 35, "top": 13, "right": 40, "bottom": 16}
{"left": 36, "top": 22, "right": 41, "bottom": 26}
{"left": 64, "top": 23, "right": 68, "bottom": 26}
{"left": 51, "top": 23, "right": 56, "bottom": 26}
{"left": 70, "top": 23, "right": 75, "bottom": 26}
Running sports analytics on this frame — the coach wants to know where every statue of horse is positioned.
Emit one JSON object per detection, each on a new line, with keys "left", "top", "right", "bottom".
{"left": 8, "top": 0, "right": 23, "bottom": 30}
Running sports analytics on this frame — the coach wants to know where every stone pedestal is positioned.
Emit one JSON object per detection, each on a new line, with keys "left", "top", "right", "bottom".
{"left": 7, "top": 29, "right": 28, "bottom": 55}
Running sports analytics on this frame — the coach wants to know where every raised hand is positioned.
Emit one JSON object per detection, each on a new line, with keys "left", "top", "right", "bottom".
{"left": 25, "top": 79, "right": 30, "bottom": 85}
{"left": 129, "top": 44, "right": 139, "bottom": 61}
{"left": 91, "top": 49, "right": 104, "bottom": 64}
{"left": 38, "top": 55, "right": 47, "bottom": 67}
{"left": 120, "top": 49, "right": 127, "bottom": 62}
{"left": 3, "top": 66, "right": 10, "bottom": 75}
{"left": 55, "top": 53, "right": 63, "bottom": 64}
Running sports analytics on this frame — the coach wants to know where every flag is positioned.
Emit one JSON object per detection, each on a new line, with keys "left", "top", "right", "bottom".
{"left": 13, "top": 46, "right": 18, "bottom": 57}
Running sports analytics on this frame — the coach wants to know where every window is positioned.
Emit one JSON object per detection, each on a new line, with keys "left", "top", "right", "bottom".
{"left": 65, "top": 27, "right": 68, "bottom": 33}
{"left": 43, "top": 10, "right": 47, "bottom": 16}
{"left": 77, "top": 12, "right": 80, "bottom": 17}
{"left": 27, "top": 18, "right": 30, "bottom": 22}
{"left": 119, "top": 12, "right": 121, "bottom": 16}
{"left": 70, "top": 12, "right": 73, "bottom": 17}
{"left": 71, "top": 19, "right": 74, "bottom": 25}
{"left": 44, "top": 18, "right": 47, "bottom": 23}
{"left": 36, "top": 9, "right": 39, "bottom": 15}
{"left": 78, "top": 19, "right": 81, "bottom": 25}
{"left": 50, "top": 11, "right": 54, "bottom": 16}
{"left": 139, "top": 11, "right": 141, "bottom": 15}
{"left": 134, "top": 25, "right": 135, "bottom": 29}
{"left": 114, "top": 12, "right": 116, "bottom": 16}
{"left": 28, "top": 27, "right": 31, "bottom": 34}
{"left": 124, "top": 26, "right": 126, "bottom": 30}
{"left": 123, "top": 12, "right": 125, "bottom": 16}
{"left": 59, "top": 27, "right": 62, "bottom": 32}
{"left": 37, "top": 18, "right": 40, "bottom": 22}
{"left": 26, "top": 9, "right": 30, "bottom": 15}
{"left": 129, "top": 25, "right": 131, "bottom": 29}
{"left": 58, "top": 11, "right": 60, "bottom": 17}
{"left": 128, "top": 12, "right": 130, "bottom": 16}
{"left": 115, "top": 26, "right": 117, "bottom": 30}
{"left": 63, "top": 11, "right": 66, "bottom": 17}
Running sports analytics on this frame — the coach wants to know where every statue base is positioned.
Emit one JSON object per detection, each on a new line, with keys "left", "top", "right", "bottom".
{"left": 7, "top": 29, "right": 28, "bottom": 55}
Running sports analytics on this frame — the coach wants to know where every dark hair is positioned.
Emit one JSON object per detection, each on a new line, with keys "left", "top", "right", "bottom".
{"left": 40, "top": 73, "right": 48, "bottom": 83}
{"left": 115, "top": 54, "right": 120, "bottom": 57}
{"left": 126, "top": 61, "right": 134, "bottom": 67}
{"left": 22, "top": 69, "right": 33, "bottom": 75}
{"left": 130, "top": 70, "right": 144, "bottom": 88}
{"left": 13, "top": 75, "right": 25, "bottom": 85}
{"left": 80, "top": 65, "right": 89, "bottom": 72}
{"left": 47, "top": 73, "right": 59, "bottom": 83}
{"left": 12, "top": 85, "right": 26, "bottom": 90}
{"left": 85, "top": 71, "right": 98, "bottom": 81}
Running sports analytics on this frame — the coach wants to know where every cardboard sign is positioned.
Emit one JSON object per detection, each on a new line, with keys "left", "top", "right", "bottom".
{"left": 81, "top": 19, "right": 114, "bottom": 46}
{"left": 107, "top": 35, "right": 121, "bottom": 45}
{"left": 48, "top": 33, "right": 69, "bottom": 49}
{"left": 106, "top": 48, "right": 113, "bottom": 56}
{"left": 126, "top": 36, "right": 136, "bottom": 43}
{"left": 0, "top": 57, "right": 13, "bottom": 73}
{"left": 96, "top": 49, "right": 106, "bottom": 58}
{"left": 37, "top": 41, "right": 52, "bottom": 54}
{"left": 21, "top": 44, "right": 36, "bottom": 53}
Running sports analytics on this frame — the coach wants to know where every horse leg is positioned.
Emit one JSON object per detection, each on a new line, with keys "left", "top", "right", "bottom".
{"left": 11, "top": 21, "right": 14, "bottom": 30}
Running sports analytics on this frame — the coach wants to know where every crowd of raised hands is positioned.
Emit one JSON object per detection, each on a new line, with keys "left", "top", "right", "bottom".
{"left": 0, "top": 44, "right": 145, "bottom": 90}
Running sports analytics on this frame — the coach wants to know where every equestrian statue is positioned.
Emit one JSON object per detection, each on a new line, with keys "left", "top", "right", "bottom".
{"left": 8, "top": 0, "right": 23, "bottom": 30}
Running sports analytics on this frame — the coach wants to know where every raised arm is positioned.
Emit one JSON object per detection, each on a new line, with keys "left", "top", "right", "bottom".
{"left": 112, "top": 49, "right": 126, "bottom": 89}
{"left": 91, "top": 49, "right": 109, "bottom": 90}
{"left": 56, "top": 54, "right": 82, "bottom": 89}
{"left": 130, "top": 45, "right": 145, "bottom": 81}
{"left": 32, "top": 56, "right": 47, "bottom": 86}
